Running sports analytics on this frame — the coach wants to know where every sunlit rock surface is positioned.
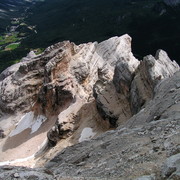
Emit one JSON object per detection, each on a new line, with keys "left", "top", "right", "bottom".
{"left": 0, "top": 34, "right": 179, "bottom": 179}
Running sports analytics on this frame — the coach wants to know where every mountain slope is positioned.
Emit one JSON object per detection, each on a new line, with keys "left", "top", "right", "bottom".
{"left": 0, "top": 34, "right": 179, "bottom": 179}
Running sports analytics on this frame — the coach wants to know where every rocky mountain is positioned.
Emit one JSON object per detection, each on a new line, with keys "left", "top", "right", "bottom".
{"left": 0, "top": 34, "right": 179, "bottom": 179}
{"left": 1, "top": 0, "right": 180, "bottom": 73}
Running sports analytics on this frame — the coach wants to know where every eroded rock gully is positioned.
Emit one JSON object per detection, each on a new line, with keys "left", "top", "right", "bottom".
{"left": 0, "top": 34, "right": 179, "bottom": 179}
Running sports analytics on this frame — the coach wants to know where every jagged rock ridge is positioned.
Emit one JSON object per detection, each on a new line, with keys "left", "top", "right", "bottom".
{"left": 0, "top": 34, "right": 179, "bottom": 179}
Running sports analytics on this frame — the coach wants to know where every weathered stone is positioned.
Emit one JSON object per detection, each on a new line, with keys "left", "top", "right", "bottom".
{"left": 113, "top": 57, "right": 139, "bottom": 96}
{"left": 130, "top": 49, "right": 179, "bottom": 114}
{"left": 0, "top": 128, "right": 5, "bottom": 139}
{"left": 0, "top": 34, "right": 179, "bottom": 180}
{"left": 161, "top": 153, "right": 180, "bottom": 178}
{"left": 135, "top": 174, "right": 156, "bottom": 180}
{"left": 13, "top": 173, "right": 20, "bottom": 178}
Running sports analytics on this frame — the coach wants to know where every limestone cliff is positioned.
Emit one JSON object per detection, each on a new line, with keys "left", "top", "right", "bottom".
{"left": 0, "top": 34, "right": 179, "bottom": 179}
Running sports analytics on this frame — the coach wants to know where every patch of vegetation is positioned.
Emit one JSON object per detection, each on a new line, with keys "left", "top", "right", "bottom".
{"left": 5, "top": 43, "right": 20, "bottom": 51}
{"left": 11, "top": 21, "right": 20, "bottom": 25}
{"left": 0, "top": 46, "right": 29, "bottom": 72}
{"left": 11, "top": 59, "right": 21, "bottom": 64}
{"left": 34, "top": 48, "right": 45, "bottom": 55}
{"left": 0, "top": 33, "right": 20, "bottom": 46}
{"left": 18, "top": 33, "right": 27, "bottom": 37}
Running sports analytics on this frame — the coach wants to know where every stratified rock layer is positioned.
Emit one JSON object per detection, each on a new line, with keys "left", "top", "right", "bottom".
{"left": 0, "top": 34, "right": 179, "bottom": 179}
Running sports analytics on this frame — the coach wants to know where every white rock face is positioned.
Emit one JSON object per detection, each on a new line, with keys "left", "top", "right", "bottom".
{"left": 0, "top": 34, "right": 179, "bottom": 170}
{"left": 21, "top": 51, "right": 37, "bottom": 62}
{"left": 0, "top": 34, "right": 136, "bottom": 164}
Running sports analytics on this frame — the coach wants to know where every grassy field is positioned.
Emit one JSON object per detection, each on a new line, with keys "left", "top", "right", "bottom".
{"left": 5, "top": 43, "right": 20, "bottom": 51}
{"left": 0, "top": 34, "right": 20, "bottom": 46}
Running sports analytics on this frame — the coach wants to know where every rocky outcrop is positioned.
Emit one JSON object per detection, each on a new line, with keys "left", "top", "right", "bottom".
{"left": 0, "top": 166, "right": 54, "bottom": 180}
{"left": 0, "top": 34, "right": 138, "bottom": 163}
{"left": 0, "top": 34, "right": 179, "bottom": 179}
{"left": 129, "top": 49, "right": 179, "bottom": 114}
{"left": 43, "top": 70, "right": 180, "bottom": 179}
{"left": 161, "top": 153, "right": 180, "bottom": 179}
{"left": 1, "top": 70, "right": 178, "bottom": 179}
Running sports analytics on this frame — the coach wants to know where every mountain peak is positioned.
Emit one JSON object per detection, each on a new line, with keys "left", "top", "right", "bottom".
{"left": 0, "top": 35, "right": 179, "bottom": 179}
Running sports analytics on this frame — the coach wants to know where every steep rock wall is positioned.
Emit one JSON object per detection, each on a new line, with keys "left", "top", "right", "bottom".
{"left": 0, "top": 34, "right": 179, "bottom": 172}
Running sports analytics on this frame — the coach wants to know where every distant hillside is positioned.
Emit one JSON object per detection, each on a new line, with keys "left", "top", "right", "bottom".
{"left": 0, "top": 0, "right": 32, "bottom": 33}
{"left": 0, "top": 0, "right": 43, "bottom": 72}
{"left": 23, "top": 0, "right": 180, "bottom": 62}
